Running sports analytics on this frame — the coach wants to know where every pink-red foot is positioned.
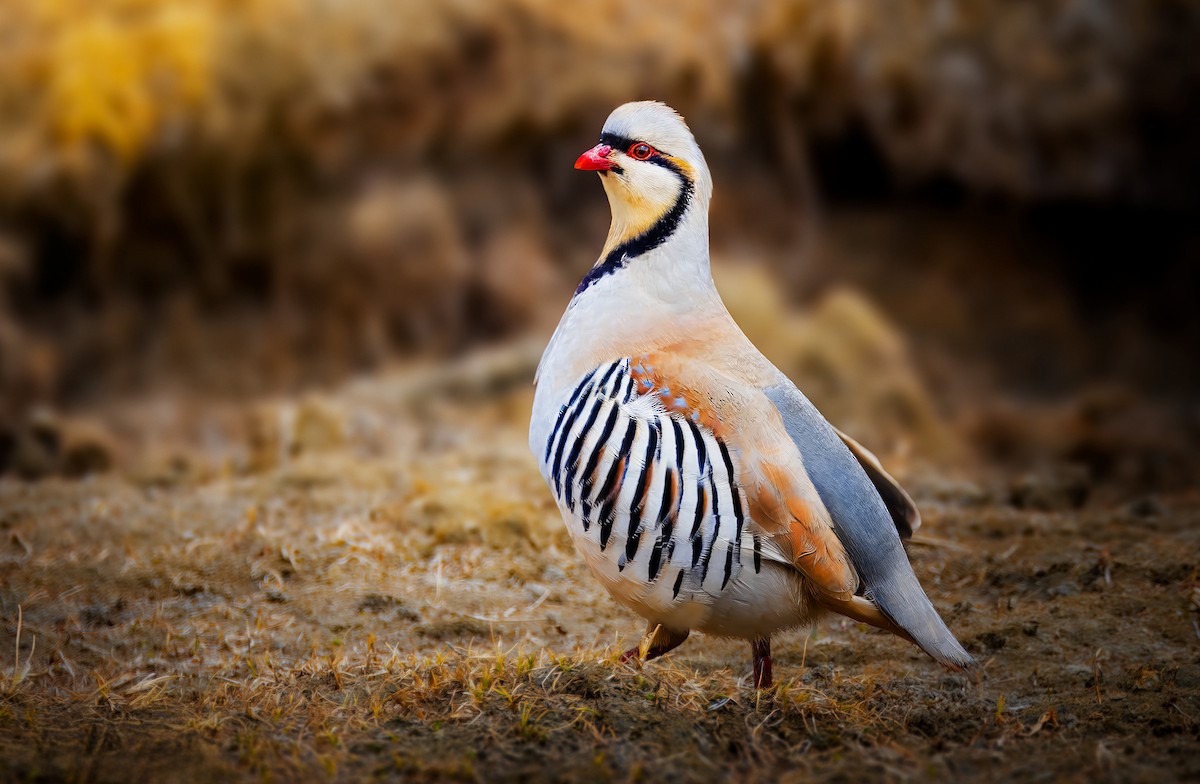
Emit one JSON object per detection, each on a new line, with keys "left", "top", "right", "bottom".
{"left": 751, "top": 638, "right": 773, "bottom": 689}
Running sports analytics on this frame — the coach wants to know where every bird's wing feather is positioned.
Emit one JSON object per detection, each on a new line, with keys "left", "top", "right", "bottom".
{"left": 762, "top": 379, "right": 974, "bottom": 670}
{"left": 833, "top": 426, "right": 921, "bottom": 539}
{"left": 630, "top": 351, "right": 857, "bottom": 599}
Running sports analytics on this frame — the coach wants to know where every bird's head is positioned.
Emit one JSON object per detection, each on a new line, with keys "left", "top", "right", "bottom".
{"left": 574, "top": 102, "right": 712, "bottom": 287}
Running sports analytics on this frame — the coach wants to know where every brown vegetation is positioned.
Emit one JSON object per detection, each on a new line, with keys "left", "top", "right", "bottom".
{"left": 1, "top": 0, "right": 1197, "bottom": 416}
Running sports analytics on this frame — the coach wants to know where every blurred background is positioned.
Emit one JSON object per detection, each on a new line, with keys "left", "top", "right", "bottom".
{"left": 2, "top": 0, "right": 1198, "bottom": 499}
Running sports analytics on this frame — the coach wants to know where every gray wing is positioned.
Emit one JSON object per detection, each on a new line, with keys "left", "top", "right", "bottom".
{"left": 763, "top": 381, "right": 974, "bottom": 671}
{"left": 833, "top": 426, "right": 921, "bottom": 540}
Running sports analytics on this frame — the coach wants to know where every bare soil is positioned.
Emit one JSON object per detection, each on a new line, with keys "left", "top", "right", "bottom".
{"left": 1, "top": 349, "right": 1198, "bottom": 783}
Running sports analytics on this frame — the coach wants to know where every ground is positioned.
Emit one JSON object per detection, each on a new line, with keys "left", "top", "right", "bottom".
{"left": 1, "top": 346, "right": 1198, "bottom": 783}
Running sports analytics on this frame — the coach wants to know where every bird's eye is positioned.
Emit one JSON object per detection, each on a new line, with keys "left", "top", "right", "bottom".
{"left": 628, "top": 143, "right": 654, "bottom": 160}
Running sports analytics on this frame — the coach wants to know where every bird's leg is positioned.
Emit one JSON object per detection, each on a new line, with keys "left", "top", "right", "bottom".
{"left": 621, "top": 624, "right": 689, "bottom": 663}
{"left": 751, "top": 637, "right": 773, "bottom": 689}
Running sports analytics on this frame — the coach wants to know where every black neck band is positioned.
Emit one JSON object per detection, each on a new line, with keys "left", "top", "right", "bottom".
{"left": 575, "top": 153, "right": 694, "bottom": 295}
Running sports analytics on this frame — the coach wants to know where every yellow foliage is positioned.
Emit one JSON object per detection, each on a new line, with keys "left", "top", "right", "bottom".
{"left": 0, "top": 0, "right": 746, "bottom": 173}
{"left": 0, "top": 0, "right": 1153, "bottom": 197}
{"left": 50, "top": 17, "right": 156, "bottom": 159}
{"left": 8, "top": 0, "right": 222, "bottom": 163}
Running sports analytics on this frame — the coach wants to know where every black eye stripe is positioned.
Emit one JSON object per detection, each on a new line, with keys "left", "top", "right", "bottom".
{"left": 599, "top": 132, "right": 675, "bottom": 160}
{"left": 598, "top": 132, "right": 636, "bottom": 150}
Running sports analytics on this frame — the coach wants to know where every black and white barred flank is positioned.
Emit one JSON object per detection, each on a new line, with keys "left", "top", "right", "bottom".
{"left": 541, "top": 359, "right": 765, "bottom": 599}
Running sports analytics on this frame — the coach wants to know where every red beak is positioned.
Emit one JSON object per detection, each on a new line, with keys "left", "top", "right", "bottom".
{"left": 574, "top": 144, "right": 613, "bottom": 171}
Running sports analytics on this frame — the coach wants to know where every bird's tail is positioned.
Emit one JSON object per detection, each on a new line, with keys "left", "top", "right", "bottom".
{"left": 818, "top": 568, "right": 976, "bottom": 672}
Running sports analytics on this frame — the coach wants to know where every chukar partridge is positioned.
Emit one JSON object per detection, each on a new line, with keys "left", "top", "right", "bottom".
{"left": 530, "top": 101, "right": 974, "bottom": 687}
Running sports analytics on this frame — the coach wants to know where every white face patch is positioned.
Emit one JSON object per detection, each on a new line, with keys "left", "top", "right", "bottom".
{"left": 600, "top": 156, "right": 686, "bottom": 243}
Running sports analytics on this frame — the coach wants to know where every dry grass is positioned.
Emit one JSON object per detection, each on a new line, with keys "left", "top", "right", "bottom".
{"left": 2, "top": 344, "right": 1199, "bottom": 781}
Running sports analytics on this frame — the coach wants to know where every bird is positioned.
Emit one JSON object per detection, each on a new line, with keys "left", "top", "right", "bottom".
{"left": 529, "top": 101, "right": 974, "bottom": 688}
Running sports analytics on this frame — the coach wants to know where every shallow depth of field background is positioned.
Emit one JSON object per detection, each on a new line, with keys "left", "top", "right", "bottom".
{"left": 1, "top": 2, "right": 1198, "bottom": 782}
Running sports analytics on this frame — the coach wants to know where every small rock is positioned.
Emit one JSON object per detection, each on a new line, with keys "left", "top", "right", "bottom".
{"left": 1172, "top": 665, "right": 1200, "bottom": 689}
{"left": 1065, "top": 664, "right": 1092, "bottom": 679}
{"left": 914, "top": 476, "right": 994, "bottom": 506}
{"left": 972, "top": 630, "right": 1007, "bottom": 652}
{"left": 1046, "top": 581, "right": 1080, "bottom": 598}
